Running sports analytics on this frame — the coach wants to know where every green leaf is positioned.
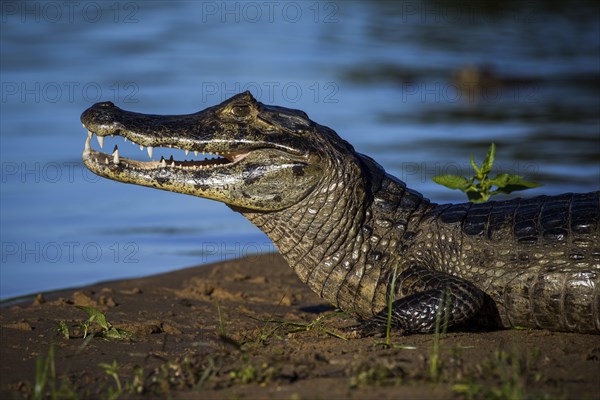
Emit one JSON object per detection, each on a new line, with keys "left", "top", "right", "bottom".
{"left": 432, "top": 143, "right": 542, "bottom": 203}
{"left": 104, "top": 327, "right": 133, "bottom": 341}
{"left": 489, "top": 173, "right": 543, "bottom": 194}
{"left": 432, "top": 175, "right": 471, "bottom": 191}
{"left": 481, "top": 143, "right": 496, "bottom": 176}
{"left": 76, "top": 306, "right": 111, "bottom": 331}
{"left": 469, "top": 155, "right": 480, "bottom": 176}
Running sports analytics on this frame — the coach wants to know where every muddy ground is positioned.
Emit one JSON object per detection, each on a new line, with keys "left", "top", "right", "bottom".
{"left": 1, "top": 253, "right": 599, "bottom": 399}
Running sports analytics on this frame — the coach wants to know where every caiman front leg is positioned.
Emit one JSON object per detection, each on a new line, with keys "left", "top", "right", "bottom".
{"left": 350, "top": 266, "right": 485, "bottom": 336}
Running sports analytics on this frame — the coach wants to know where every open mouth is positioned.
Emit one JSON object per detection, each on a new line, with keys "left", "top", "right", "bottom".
{"left": 82, "top": 126, "right": 250, "bottom": 171}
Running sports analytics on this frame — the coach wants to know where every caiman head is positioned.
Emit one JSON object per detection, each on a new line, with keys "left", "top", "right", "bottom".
{"left": 81, "top": 91, "right": 365, "bottom": 212}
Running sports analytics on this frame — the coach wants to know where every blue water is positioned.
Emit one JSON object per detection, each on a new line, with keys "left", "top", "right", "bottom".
{"left": 1, "top": 1, "right": 598, "bottom": 300}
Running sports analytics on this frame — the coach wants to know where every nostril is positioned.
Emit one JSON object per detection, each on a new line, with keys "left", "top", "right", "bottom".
{"left": 98, "top": 101, "right": 115, "bottom": 108}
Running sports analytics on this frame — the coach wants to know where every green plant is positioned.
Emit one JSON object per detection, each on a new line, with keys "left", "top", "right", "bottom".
{"left": 126, "top": 366, "right": 146, "bottom": 395}
{"left": 76, "top": 306, "right": 133, "bottom": 340}
{"left": 229, "top": 363, "right": 257, "bottom": 384}
{"left": 217, "top": 302, "right": 226, "bottom": 339}
{"left": 385, "top": 265, "right": 399, "bottom": 346}
{"left": 99, "top": 360, "right": 123, "bottom": 397}
{"left": 433, "top": 143, "right": 541, "bottom": 203}
{"left": 228, "top": 361, "right": 276, "bottom": 385}
{"left": 216, "top": 303, "right": 242, "bottom": 350}
{"left": 33, "top": 345, "right": 56, "bottom": 400}
{"left": 195, "top": 357, "right": 220, "bottom": 389}
{"left": 373, "top": 265, "right": 417, "bottom": 350}
{"left": 57, "top": 320, "right": 70, "bottom": 339}
{"left": 255, "top": 312, "right": 348, "bottom": 342}
{"left": 32, "top": 345, "right": 78, "bottom": 400}
{"left": 451, "top": 348, "right": 549, "bottom": 400}
{"left": 427, "top": 287, "right": 453, "bottom": 382}
{"left": 350, "top": 362, "right": 405, "bottom": 388}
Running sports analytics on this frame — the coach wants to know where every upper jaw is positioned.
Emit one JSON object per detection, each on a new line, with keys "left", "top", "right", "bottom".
{"left": 80, "top": 101, "right": 228, "bottom": 153}
{"left": 81, "top": 101, "right": 260, "bottom": 173}
{"left": 80, "top": 101, "right": 307, "bottom": 170}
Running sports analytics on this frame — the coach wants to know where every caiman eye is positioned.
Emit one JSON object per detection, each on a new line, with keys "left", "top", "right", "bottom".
{"left": 231, "top": 105, "right": 251, "bottom": 118}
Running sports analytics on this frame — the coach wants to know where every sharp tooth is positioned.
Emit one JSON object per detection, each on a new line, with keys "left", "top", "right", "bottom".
{"left": 140, "top": 145, "right": 144, "bottom": 151}
{"left": 147, "top": 146, "right": 153, "bottom": 159}
{"left": 113, "top": 145, "right": 120, "bottom": 164}
{"left": 185, "top": 150, "right": 189, "bottom": 155}
{"left": 124, "top": 137, "right": 127, "bottom": 142}
{"left": 82, "top": 123, "right": 85, "bottom": 128}
{"left": 111, "top": 134, "right": 114, "bottom": 138}
{"left": 160, "top": 157, "right": 166, "bottom": 168}
{"left": 194, "top": 151, "right": 199, "bottom": 156}
{"left": 97, "top": 135, "right": 104, "bottom": 148}
{"left": 170, "top": 161, "right": 175, "bottom": 168}
{"left": 87, "top": 130, "right": 93, "bottom": 139}
{"left": 105, "top": 157, "right": 109, "bottom": 164}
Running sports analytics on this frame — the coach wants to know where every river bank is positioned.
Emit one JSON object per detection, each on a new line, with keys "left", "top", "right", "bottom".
{"left": 1, "top": 254, "right": 598, "bottom": 399}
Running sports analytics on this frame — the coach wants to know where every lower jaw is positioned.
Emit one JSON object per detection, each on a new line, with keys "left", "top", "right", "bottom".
{"left": 82, "top": 135, "right": 239, "bottom": 173}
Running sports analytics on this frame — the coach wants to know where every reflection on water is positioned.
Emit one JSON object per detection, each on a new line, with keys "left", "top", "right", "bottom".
{"left": 1, "top": 1, "right": 598, "bottom": 299}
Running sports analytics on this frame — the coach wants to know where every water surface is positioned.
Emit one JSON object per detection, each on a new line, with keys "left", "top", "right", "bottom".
{"left": 1, "top": 1, "right": 598, "bottom": 299}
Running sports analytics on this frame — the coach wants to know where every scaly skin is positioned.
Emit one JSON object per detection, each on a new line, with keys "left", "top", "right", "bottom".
{"left": 81, "top": 92, "right": 600, "bottom": 334}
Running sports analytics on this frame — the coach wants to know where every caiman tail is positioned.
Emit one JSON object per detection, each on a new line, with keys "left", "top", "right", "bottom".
{"left": 497, "top": 266, "right": 599, "bottom": 333}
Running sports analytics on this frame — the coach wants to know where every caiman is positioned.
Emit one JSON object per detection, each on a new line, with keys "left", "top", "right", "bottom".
{"left": 81, "top": 91, "right": 600, "bottom": 335}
